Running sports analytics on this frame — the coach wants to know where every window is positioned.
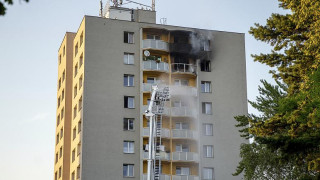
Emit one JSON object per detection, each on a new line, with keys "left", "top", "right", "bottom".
{"left": 201, "top": 40, "right": 210, "bottom": 51}
{"left": 79, "top": 75, "right": 83, "bottom": 89}
{"left": 58, "top": 78, "right": 61, "bottom": 89}
{"left": 73, "top": 105, "right": 77, "bottom": 119}
{"left": 202, "top": 102, "right": 212, "bottom": 114}
{"left": 78, "top": 121, "right": 82, "bottom": 133}
{"left": 203, "top": 168, "right": 214, "bottom": 180}
{"left": 56, "top": 134, "right": 59, "bottom": 144}
{"left": 78, "top": 97, "right": 82, "bottom": 111}
{"left": 59, "top": 167, "right": 62, "bottom": 178}
{"left": 124, "top": 53, "right": 134, "bottom": 64}
{"left": 123, "top": 141, "right": 134, "bottom": 153}
{"left": 203, "top": 145, "right": 214, "bottom": 158}
{"left": 80, "top": 32, "right": 83, "bottom": 46}
{"left": 63, "top": 45, "right": 65, "bottom": 56}
{"left": 175, "top": 122, "right": 189, "bottom": 130}
{"left": 124, "top": 118, "right": 134, "bottom": 131}
{"left": 123, "top": 164, "right": 134, "bottom": 177}
{"left": 74, "top": 63, "right": 78, "bottom": 77}
{"left": 147, "top": 77, "right": 156, "bottom": 84}
{"left": 79, "top": 54, "right": 83, "bottom": 67}
{"left": 200, "top": 60, "right": 211, "bottom": 72}
{"left": 176, "top": 167, "right": 190, "bottom": 175}
{"left": 124, "top": 74, "right": 134, "bottom": 86}
{"left": 72, "top": 149, "right": 75, "bottom": 162}
{"left": 124, "top": 32, "right": 134, "bottom": 44}
{"left": 203, "top": 124, "right": 213, "bottom": 136}
{"left": 59, "top": 147, "right": 62, "bottom": 158}
{"left": 74, "top": 85, "right": 77, "bottom": 98}
{"left": 124, "top": 96, "right": 134, "bottom": 108}
{"left": 62, "top": 89, "right": 65, "bottom": 100}
{"left": 77, "top": 143, "right": 81, "bottom": 156}
{"left": 77, "top": 166, "right": 80, "bottom": 179}
{"left": 174, "top": 79, "right": 189, "bottom": 86}
{"left": 75, "top": 43, "right": 78, "bottom": 56}
{"left": 61, "top": 108, "right": 64, "bottom": 119}
{"left": 55, "top": 172, "right": 57, "bottom": 180}
{"left": 57, "top": 97, "right": 61, "bottom": 107}
{"left": 73, "top": 127, "right": 76, "bottom": 140}
{"left": 57, "top": 115, "right": 60, "bottom": 126}
{"left": 55, "top": 153, "right": 58, "bottom": 164}
{"left": 176, "top": 144, "right": 189, "bottom": 152}
{"left": 146, "top": 34, "right": 161, "bottom": 40}
{"left": 71, "top": 172, "right": 75, "bottom": 180}
{"left": 201, "top": 81, "right": 211, "bottom": 93}
{"left": 60, "top": 128, "right": 63, "bottom": 138}
{"left": 59, "top": 55, "right": 61, "bottom": 65}
{"left": 62, "top": 70, "right": 65, "bottom": 82}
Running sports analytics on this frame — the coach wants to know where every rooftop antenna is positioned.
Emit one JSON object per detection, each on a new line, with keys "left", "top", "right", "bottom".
{"left": 99, "top": 0, "right": 103, "bottom": 17}
{"left": 152, "top": 0, "right": 155, "bottom": 11}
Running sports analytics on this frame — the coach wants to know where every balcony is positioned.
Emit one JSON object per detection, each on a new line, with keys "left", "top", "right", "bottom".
{"left": 169, "top": 43, "right": 192, "bottom": 54}
{"left": 172, "top": 152, "right": 199, "bottom": 162}
{"left": 143, "top": 61, "right": 169, "bottom": 72}
{"left": 170, "top": 107, "right": 197, "bottom": 117}
{"left": 171, "top": 63, "right": 197, "bottom": 75}
{"left": 170, "top": 86, "right": 197, "bottom": 97}
{"left": 143, "top": 174, "right": 171, "bottom": 180}
{"left": 143, "top": 39, "right": 169, "bottom": 51}
{"left": 171, "top": 129, "right": 197, "bottom": 139}
{"left": 143, "top": 128, "right": 170, "bottom": 138}
{"left": 172, "top": 175, "right": 200, "bottom": 180}
{"left": 143, "top": 81, "right": 163, "bottom": 92}
{"left": 143, "top": 151, "right": 170, "bottom": 161}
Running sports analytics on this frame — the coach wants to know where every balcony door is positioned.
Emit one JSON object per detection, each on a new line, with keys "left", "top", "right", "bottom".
{"left": 176, "top": 167, "right": 190, "bottom": 176}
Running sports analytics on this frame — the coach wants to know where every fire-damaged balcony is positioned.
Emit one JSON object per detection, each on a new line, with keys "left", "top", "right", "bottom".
{"left": 143, "top": 39, "right": 169, "bottom": 51}
{"left": 169, "top": 43, "right": 192, "bottom": 54}
{"left": 171, "top": 63, "right": 197, "bottom": 75}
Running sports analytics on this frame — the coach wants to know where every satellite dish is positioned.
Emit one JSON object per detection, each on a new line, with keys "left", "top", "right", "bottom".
{"left": 144, "top": 50, "right": 150, "bottom": 57}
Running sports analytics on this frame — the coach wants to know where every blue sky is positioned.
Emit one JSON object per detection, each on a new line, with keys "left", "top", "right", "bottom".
{"left": 0, "top": 0, "right": 287, "bottom": 179}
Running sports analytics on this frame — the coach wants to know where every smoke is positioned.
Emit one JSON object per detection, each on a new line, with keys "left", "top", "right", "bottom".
{"left": 189, "top": 31, "right": 214, "bottom": 55}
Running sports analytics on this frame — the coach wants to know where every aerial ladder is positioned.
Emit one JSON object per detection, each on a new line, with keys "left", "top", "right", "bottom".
{"left": 145, "top": 85, "right": 170, "bottom": 180}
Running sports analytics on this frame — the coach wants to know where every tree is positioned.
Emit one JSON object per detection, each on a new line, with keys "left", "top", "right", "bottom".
{"left": 0, "top": 0, "right": 29, "bottom": 16}
{"left": 234, "top": 0, "right": 320, "bottom": 179}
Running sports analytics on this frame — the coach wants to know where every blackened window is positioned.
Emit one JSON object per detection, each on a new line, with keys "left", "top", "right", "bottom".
{"left": 201, "top": 60, "right": 211, "bottom": 72}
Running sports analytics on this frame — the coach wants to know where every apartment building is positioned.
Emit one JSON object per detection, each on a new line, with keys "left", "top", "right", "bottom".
{"left": 53, "top": 6, "right": 247, "bottom": 180}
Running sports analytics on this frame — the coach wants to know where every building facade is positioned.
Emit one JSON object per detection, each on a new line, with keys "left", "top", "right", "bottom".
{"left": 53, "top": 7, "right": 247, "bottom": 180}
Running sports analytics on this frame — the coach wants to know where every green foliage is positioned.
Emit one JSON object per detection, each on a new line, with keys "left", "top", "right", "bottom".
{"left": 0, "top": 0, "right": 29, "bottom": 16}
{"left": 234, "top": 0, "right": 320, "bottom": 179}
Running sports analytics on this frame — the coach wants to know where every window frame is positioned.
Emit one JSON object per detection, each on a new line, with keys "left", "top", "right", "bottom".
{"left": 203, "top": 145, "right": 214, "bottom": 158}
{"left": 202, "top": 102, "right": 212, "bottom": 115}
{"left": 124, "top": 74, "right": 134, "bottom": 87}
{"left": 123, "top": 141, "right": 135, "bottom": 154}
{"left": 123, "top": 164, "right": 134, "bottom": 177}
{"left": 203, "top": 123, "right": 213, "bottom": 136}
{"left": 124, "top": 118, "right": 134, "bottom": 131}
{"left": 124, "top": 32, "right": 134, "bottom": 44}
{"left": 124, "top": 96, "right": 135, "bottom": 109}
{"left": 202, "top": 168, "right": 214, "bottom": 180}
{"left": 124, "top": 53, "right": 134, "bottom": 65}
{"left": 201, "top": 81, "right": 211, "bottom": 93}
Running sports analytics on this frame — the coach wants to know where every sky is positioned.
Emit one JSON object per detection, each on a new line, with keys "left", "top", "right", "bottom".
{"left": 0, "top": 0, "right": 288, "bottom": 179}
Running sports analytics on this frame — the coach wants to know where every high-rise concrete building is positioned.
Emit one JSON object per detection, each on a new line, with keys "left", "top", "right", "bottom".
{"left": 54, "top": 5, "right": 247, "bottom": 180}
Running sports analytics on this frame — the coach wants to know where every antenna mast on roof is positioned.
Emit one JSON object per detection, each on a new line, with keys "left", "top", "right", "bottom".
{"left": 99, "top": 0, "right": 103, "bottom": 17}
{"left": 152, "top": 0, "right": 155, "bottom": 11}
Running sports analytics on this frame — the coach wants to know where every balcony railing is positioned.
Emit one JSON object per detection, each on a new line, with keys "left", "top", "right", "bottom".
{"left": 172, "top": 129, "right": 197, "bottom": 139}
{"left": 172, "top": 152, "right": 199, "bottom": 162}
{"left": 170, "top": 86, "right": 197, "bottom": 97}
{"left": 170, "top": 107, "right": 196, "bottom": 117}
{"left": 143, "top": 128, "right": 170, "bottom": 138}
{"left": 143, "top": 151, "right": 170, "bottom": 161}
{"left": 143, "top": 81, "right": 163, "bottom": 92}
{"left": 171, "top": 63, "right": 197, "bottom": 74}
{"left": 143, "top": 61, "right": 169, "bottom": 72}
{"left": 143, "top": 39, "right": 169, "bottom": 51}
{"left": 143, "top": 174, "right": 171, "bottom": 180}
{"left": 172, "top": 175, "right": 200, "bottom": 180}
